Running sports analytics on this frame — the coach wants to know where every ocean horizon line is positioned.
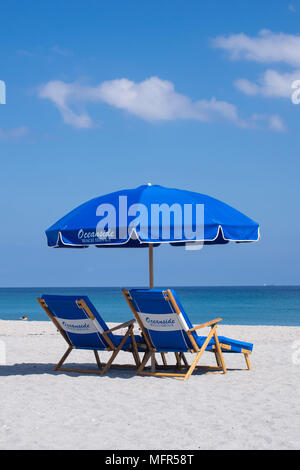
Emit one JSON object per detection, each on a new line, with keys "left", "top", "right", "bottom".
{"left": 1, "top": 284, "right": 300, "bottom": 289}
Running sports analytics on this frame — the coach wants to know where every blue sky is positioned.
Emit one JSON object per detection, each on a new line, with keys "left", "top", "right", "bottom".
{"left": 0, "top": 0, "right": 299, "bottom": 286}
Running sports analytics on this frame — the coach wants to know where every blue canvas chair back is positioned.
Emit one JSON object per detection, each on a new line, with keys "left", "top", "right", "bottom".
{"left": 128, "top": 289, "right": 198, "bottom": 352}
{"left": 42, "top": 295, "right": 113, "bottom": 350}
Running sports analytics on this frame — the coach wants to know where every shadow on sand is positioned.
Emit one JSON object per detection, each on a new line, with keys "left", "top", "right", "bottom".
{"left": 0, "top": 362, "right": 241, "bottom": 379}
{"left": 0, "top": 362, "right": 139, "bottom": 379}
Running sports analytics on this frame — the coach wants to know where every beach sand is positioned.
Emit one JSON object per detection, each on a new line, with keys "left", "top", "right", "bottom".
{"left": 0, "top": 320, "right": 299, "bottom": 450}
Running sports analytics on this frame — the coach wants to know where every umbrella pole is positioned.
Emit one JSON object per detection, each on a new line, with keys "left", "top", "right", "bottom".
{"left": 149, "top": 244, "right": 154, "bottom": 289}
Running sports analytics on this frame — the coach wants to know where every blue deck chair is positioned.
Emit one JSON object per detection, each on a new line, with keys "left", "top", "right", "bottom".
{"left": 37, "top": 295, "right": 144, "bottom": 375}
{"left": 123, "top": 288, "right": 253, "bottom": 380}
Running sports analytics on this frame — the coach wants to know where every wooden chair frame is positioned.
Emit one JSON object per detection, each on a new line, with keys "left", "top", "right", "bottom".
{"left": 37, "top": 297, "right": 141, "bottom": 375}
{"left": 122, "top": 289, "right": 228, "bottom": 380}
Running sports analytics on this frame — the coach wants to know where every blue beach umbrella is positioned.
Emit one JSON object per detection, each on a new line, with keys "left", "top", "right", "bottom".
{"left": 45, "top": 184, "right": 260, "bottom": 287}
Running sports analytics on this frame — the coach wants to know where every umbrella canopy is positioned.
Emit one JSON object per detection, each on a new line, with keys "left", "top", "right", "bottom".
{"left": 45, "top": 184, "right": 260, "bottom": 287}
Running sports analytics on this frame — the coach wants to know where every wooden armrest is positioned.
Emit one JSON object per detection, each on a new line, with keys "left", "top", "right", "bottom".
{"left": 103, "top": 319, "right": 135, "bottom": 334}
{"left": 189, "top": 317, "right": 223, "bottom": 332}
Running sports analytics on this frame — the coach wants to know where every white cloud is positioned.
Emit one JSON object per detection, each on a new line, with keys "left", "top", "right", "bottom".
{"left": 213, "top": 30, "right": 300, "bottom": 67}
{"left": 234, "top": 78, "right": 260, "bottom": 96}
{"left": 243, "top": 113, "right": 286, "bottom": 132}
{"left": 0, "top": 126, "right": 29, "bottom": 140}
{"left": 235, "top": 69, "right": 300, "bottom": 98}
{"left": 97, "top": 77, "right": 244, "bottom": 124}
{"left": 37, "top": 76, "right": 261, "bottom": 130}
{"left": 17, "top": 49, "right": 35, "bottom": 57}
{"left": 97, "top": 77, "right": 198, "bottom": 120}
{"left": 288, "top": 4, "right": 296, "bottom": 13}
{"left": 268, "top": 114, "right": 286, "bottom": 132}
{"left": 38, "top": 76, "right": 284, "bottom": 132}
{"left": 50, "top": 46, "right": 72, "bottom": 56}
{"left": 38, "top": 80, "right": 93, "bottom": 128}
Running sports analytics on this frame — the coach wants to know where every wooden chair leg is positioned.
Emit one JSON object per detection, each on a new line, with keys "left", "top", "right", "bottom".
{"left": 151, "top": 352, "right": 156, "bottom": 372}
{"left": 214, "top": 351, "right": 221, "bottom": 367}
{"left": 244, "top": 353, "right": 251, "bottom": 370}
{"left": 184, "top": 326, "right": 217, "bottom": 380}
{"left": 213, "top": 332, "right": 227, "bottom": 374}
{"left": 101, "top": 325, "right": 133, "bottom": 375}
{"left": 175, "top": 352, "right": 182, "bottom": 369}
{"left": 161, "top": 352, "right": 167, "bottom": 366}
{"left": 130, "top": 332, "right": 141, "bottom": 367}
{"left": 94, "top": 350, "right": 102, "bottom": 369}
{"left": 141, "top": 351, "right": 148, "bottom": 363}
{"left": 56, "top": 346, "right": 104, "bottom": 375}
{"left": 55, "top": 346, "right": 73, "bottom": 371}
{"left": 180, "top": 353, "right": 189, "bottom": 368}
{"left": 137, "top": 351, "right": 152, "bottom": 375}
{"left": 132, "top": 350, "right": 141, "bottom": 368}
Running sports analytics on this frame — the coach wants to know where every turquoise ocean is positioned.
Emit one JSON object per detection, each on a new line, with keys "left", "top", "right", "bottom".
{"left": 0, "top": 286, "right": 300, "bottom": 326}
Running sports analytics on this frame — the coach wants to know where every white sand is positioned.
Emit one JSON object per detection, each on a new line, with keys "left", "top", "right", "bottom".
{"left": 0, "top": 320, "right": 300, "bottom": 450}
